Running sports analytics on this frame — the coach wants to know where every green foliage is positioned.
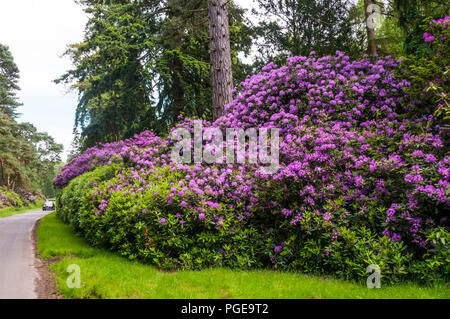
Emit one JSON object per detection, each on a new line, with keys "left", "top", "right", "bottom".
{"left": 58, "top": 165, "right": 263, "bottom": 270}
{"left": 410, "top": 227, "right": 450, "bottom": 283}
{"left": 252, "top": 0, "right": 364, "bottom": 66}
{"left": 57, "top": 0, "right": 252, "bottom": 150}
{"left": 58, "top": 162, "right": 449, "bottom": 284}
{"left": 0, "top": 43, "right": 63, "bottom": 199}
{"left": 390, "top": 0, "right": 449, "bottom": 55}
{"left": 0, "top": 186, "right": 23, "bottom": 208}
{"left": 326, "top": 226, "right": 412, "bottom": 284}
{"left": 395, "top": 16, "right": 450, "bottom": 131}
{"left": 0, "top": 43, "right": 21, "bottom": 117}
{"left": 376, "top": 13, "right": 406, "bottom": 58}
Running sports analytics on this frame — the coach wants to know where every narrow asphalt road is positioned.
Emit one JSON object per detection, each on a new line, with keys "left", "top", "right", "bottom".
{"left": 0, "top": 210, "right": 49, "bottom": 299}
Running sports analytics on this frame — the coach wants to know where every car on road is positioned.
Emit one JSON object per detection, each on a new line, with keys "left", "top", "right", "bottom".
{"left": 42, "top": 200, "right": 55, "bottom": 211}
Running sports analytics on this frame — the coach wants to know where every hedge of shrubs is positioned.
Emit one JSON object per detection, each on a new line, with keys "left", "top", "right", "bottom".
{"left": 56, "top": 20, "right": 449, "bottom": 285}
{"left": 0, "top": 186, "right": 42, "bottom": 209}
{"left": 0, "top": 187, "right": 23, "bottom": 208}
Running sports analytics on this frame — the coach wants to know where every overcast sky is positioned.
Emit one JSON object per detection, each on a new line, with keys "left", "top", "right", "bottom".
{"left": 0, "top": 0, "right": 255, "bottom": 161}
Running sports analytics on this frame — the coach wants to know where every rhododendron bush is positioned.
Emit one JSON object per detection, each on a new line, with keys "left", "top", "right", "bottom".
{"left": 56, "top": 47, "right": 449, "bottom": 283}
{"left": 397, "top": 17, "right": 450, "bottom": 121}
{"left": 0, "top": 187, "right": 42, "bottom": 209}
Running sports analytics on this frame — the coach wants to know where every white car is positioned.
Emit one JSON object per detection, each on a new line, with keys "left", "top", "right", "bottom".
{"left": 42, "top": 200, "right": 55, "bottom": 211}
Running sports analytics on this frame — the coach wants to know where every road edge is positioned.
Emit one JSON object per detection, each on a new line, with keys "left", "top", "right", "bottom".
{"left": 32, "top": 216, "right": 64, "bottom": 299}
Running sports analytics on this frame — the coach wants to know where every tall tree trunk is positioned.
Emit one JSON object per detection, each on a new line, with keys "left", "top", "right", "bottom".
{"left": 171, "top": 33, "right": 185, "bottom": 122}
{"left": 208, "top": 0, "right": 233, "bottom": 120}
{"left": 172, "top": 57, "right": 185, "bottom": 121}
{"left": 113, "top": 92, "right": 119, "bottom": 142}
{"left": 0, "top": 158, "right": 4, "bottom": 186}
{"left": 166, "top": 0, "right": 185, "bottom": 122}
{"left": 364, "top": 0, "right": 378, "bottom": 57}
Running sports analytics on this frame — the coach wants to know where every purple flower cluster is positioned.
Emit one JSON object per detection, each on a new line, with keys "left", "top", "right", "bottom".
{"left": 16, "top": 188, "right": 38, "bottom": 203}
{"left": 423, "top": 32, "right": 436, "bottom": 43}
{"left": 54, "top": 131, "right": 165, "bottom": 188}
{"left": 423, "top": 17, "right": 450, "bottom": 43}
{"left": 56, "top": 51, "right": 449, "bottom": 262}
{"left": 431, "top": 17, "right": 450, "bottom": 28}
{"left": 0, "top": 193, "right": 7, "bottom": 209}
{"left": 0, "top": 188, "right": 41, "bottom": 209}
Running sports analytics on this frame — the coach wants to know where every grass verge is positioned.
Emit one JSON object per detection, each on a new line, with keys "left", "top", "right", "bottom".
{"left": 37, "top": 212, "right": 449, "bottom": 299}
{"left": 0, "top": 200, "right": 44, "bottom": 218}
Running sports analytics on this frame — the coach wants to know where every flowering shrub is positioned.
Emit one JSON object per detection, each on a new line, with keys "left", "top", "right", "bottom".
{"left": 16, "top": 188, "right": 40, "bottom": 205}
{"left": 425, "top": 17, "right": 450, "bottom": 123}
{"left": 56, "top": 47, "right": 450, "bottom": 283}
{"left": 0, "top": 187, "right": 43, "bottom": 210}
{"left": 53, "top": 133, "right": 163, "bottom": 189}
{"left": 397, "top": 16, "right": 450, "bottom": 128}
{"left": 0, "top": 187, "right": 23, "bottom": 209}
{"left": 0, "top": 192, "right": 8, "bottom": 209}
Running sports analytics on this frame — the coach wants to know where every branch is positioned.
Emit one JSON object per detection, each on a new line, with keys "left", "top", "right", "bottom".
{"left": 144, "top": 7, "right": 169, "bottom": 21}
{"left": 186, "top": 7, "right": 207, "bottom": 13}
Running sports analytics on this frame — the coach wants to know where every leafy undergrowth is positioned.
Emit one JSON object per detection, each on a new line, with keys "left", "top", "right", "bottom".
{"left": 0, "top": 200, "right": 44, "bottom": 218}
{"left": 37, "top": 212, "right": 449, "bottom": 299}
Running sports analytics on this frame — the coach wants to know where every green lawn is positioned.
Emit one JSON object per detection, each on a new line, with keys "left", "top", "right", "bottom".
{"left": 37, "top": 212, "right": 449, "bottom": 299}
{"left": 0, "top": 200, "right": 44, "bottom": 218}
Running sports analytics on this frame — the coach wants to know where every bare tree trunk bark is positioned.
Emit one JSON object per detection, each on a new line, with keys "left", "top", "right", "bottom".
{"left": 172, "top": 56, "right": 185, "bottom": 121}
{"left": 0, "top": 158, "right": 4, "bottom": 186}
{"left": 113, "top": 93, "right": 119, "bottom": 142}
{"left": 364, "top": 0, "right": 378, "bottom": 57}
{"left": 208, "top": 0, "right": 233, "bottom": 120}
{"left": 166, "top": 0, "right": 185, "bottom": 122}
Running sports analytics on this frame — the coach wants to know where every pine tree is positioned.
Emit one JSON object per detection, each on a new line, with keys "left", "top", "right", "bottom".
{"left": 253, "top": 0, "right": 359, "bottom": 64}
{"left": 0, "top": 44, "right": 21, "bottom": 118}
{"left": 58, "top": 0, "right": 251, "bottom": 148}
{"left": 0, "top": 44, "right": 63, "bottom": 194}
{"left": 208, "top": 0, "right": 233, "bottom": 120}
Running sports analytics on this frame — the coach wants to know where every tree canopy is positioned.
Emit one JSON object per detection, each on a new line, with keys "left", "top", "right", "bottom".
{"left": 0, "top": 44, "right": 63, "bottom": 197}
{"left": 57, "top": 0, "right": 252, "bottom": 150}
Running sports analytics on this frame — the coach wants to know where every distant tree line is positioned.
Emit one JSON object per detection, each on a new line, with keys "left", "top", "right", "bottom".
{"left": 0, "top": 44, "right": 63, "bottom": 197}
